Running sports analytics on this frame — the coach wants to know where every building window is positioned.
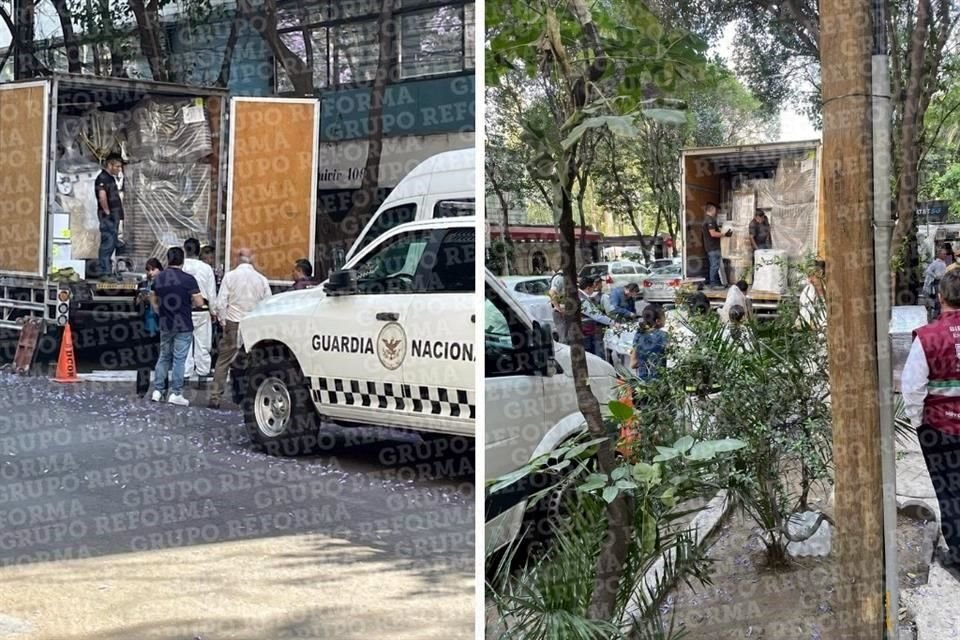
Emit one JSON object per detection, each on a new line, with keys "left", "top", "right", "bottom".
{"left": 275, "top": 0, "right": 475, "bottom": 92}
{"left": 276, "top": 29, "right": 330, "bottom": 92}
{"left": 399, "top": 6, "right": 464, "bottom": 79}
{"left": 333, "top": 20, "right": 380, "bottom": 84}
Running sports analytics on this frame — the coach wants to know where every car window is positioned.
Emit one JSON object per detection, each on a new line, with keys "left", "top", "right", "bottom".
{"left": 420, "top": 228, "right": 475, "bottom": 292}
{"left": 485, "top": 284, "right": 539, "bottom": 377}
{"left": 485, "top": 298, "right": 511, "bottom": 342}
{"left": 434, "top": 198, "right": 475, "bottom": 218}
{"left": 353, "top": 203, "right": 417, "bottom": 256}
{"left": 611, "top": 263, "right": 631, "bottom": 275}
{"left": 353, "top": 230, "right": 430, "bottom": 294}
{"left": 516, "top": 279, "right": 550, "bottom": 295}
{"left": 580, "top": 264, "right": 608, "bottom": 279}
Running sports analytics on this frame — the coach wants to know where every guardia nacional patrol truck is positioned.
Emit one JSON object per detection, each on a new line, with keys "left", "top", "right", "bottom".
{"left": 238, "top": 216, "right": 476, "bottom": 455}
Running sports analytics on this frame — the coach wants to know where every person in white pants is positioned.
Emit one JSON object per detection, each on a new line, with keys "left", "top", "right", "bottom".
{"left": 182, "top": 238, "right": 217, "bottom": 380}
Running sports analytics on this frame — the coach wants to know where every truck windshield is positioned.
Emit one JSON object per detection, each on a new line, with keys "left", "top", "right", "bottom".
{"left": 351, "top": 203, "right": 417, "bottom": 258}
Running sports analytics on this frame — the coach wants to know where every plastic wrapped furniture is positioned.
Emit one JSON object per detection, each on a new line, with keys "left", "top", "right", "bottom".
{"left": 126, "top": 97, "right": 212, "bottom": 163}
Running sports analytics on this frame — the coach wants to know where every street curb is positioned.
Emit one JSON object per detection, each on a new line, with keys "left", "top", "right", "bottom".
{"left": 619, "top": 489, "right": 731, "bottom": 634}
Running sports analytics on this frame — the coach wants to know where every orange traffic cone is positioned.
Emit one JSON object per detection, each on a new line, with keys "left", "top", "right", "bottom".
{"left": 52, "top": 324, "right": 81, "bottom": 383}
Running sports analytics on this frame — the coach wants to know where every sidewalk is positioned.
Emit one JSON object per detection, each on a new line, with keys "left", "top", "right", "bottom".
{"left": 0, "top": 534, "right": 473, "bottom": 640}
{"left": 896, "top": 428, "right": 960, "bottom": 639}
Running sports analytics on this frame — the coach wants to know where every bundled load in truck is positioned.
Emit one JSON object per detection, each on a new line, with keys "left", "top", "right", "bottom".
{"left": 125, "top": 161, "right": 211, "bottom": 264}
{"left": 126, "top": 97, "right": 213, "bottom": 163}
{"left": 767, "top": 156, "right": 817, "bottom": 259}
{"left": 122, "top": 96, "right": 215, "bottom": 267}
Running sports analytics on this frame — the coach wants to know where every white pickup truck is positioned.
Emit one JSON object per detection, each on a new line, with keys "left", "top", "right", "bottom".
{"left": 238, "top": 217, "right": 476, "bottom": 455}
{"left": 484, "top": 271, "right": 617, "bottom": 552}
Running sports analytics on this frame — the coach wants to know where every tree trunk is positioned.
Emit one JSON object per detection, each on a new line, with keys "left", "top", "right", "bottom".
{"left": 558, "top": 155, "right": 633, "bottom": 622}
{"left": 315, "top": 0, "right": 396, "bottom": 278}
{"left": 128, "top": 0, "right": 167, "bottom": 81}
{"left": 347, "top": 0, "right": 397, "bottom": 227}
{"left": 558, "top": 0, "right": 630, "bottom": 620}
{"left": 51, "top": 0, "right": 82, "bottom": 73}
{"left": 216, "top": 12, "right": 242, "bottom": 88}
{"left": 239, "top": 0, "right": 313, "bottom": 94}
{"left": 486, "top": 166, "right": 513, "bottom": 275}
{"left": 12, "top": 0, "right": 37, "bottom": 78}
{"left": 891, "top": 0, "right": 930, "bottom": 303}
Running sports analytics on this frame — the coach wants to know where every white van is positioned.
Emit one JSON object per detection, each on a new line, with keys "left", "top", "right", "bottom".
{"left": 345, "top": 147, "right": 475, "bottom": 263}
{"left": 484, "top": 271, "right": 618, "bottom": 553}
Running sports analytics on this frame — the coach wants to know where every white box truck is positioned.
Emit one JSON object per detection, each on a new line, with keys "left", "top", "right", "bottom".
{"left": 679, "top": 139, "right": 825, "bottom": 314}
{"left": 0, "top": 74, "right": 323, "bottom": 361}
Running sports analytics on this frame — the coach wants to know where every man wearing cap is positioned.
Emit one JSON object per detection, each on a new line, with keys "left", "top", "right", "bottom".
{"left": 749, "top": 210, "right": 772, "bottom": 251}
{"left": 903, "top": 269, "right": 960, "bottom": 572}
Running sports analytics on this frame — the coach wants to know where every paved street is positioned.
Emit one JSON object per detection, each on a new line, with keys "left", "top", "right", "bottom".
{"left": 0, "top": 372, "right": 475, "bottom": 639}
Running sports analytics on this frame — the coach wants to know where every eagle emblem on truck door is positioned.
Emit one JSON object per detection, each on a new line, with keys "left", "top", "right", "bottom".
{"left": 377, "top": 322, "right": 407, "bottom": 370}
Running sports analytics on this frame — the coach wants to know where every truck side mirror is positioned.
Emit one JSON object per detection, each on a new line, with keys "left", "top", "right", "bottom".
{"left": 323, "top": 269, "right": 358, "bottom": 296}
{"left": 530, "top": 320, "right": 556, "bottom": 374}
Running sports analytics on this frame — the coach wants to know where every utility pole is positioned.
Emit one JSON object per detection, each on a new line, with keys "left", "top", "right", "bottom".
{"left": 820, "top": 0, "right": 886, "bottom": 637}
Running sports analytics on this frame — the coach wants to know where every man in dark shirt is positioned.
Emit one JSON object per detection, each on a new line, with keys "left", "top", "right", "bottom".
{"left": 291, "top": 258, "right": 315, "bottom": 290}
{"left": 749, "top": 210, "right": 772, "bottom": 251}
{"left": 95, "top": 153, "right": 124, "bottom": 278}
{"left": 150, "top": 247, "right": 203, "bottom": 406}
{"left": 702, "top": 202, "right": 731, "bottom": 287}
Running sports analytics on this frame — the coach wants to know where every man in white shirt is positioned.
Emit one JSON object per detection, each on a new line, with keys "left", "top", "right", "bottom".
{"left": 208, "top": 247, "right": 272, "bottom": 409}
{"left": 182, "top": 238, "right": 218, "bottom": 380}
{"left": 719, "top": 280, "right": 748, "bottom": 323}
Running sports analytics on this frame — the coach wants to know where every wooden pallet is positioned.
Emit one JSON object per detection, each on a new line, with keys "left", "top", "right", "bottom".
{"left": 13, "top": 318, "right": 43, "bottom": 375}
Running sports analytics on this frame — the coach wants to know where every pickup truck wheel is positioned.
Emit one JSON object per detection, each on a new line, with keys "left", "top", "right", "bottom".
{"left": 519, "top": 470, "right": 576, "bottom": 559}
{"left": 243, "top": 348, "right": 319, "bottom": 456}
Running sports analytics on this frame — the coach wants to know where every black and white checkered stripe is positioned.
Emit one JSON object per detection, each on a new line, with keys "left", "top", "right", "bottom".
{"left": 310, "top": 377, "right": 475, "bottom": 420}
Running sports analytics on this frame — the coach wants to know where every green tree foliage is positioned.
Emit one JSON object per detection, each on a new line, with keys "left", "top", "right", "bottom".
{"left": 592, "top": 64, "right": 777, "bottom": 250}
{"left": 919, "top": 54, "right": 960, "bottom": 222}
{"left": 487, "top": 0, "right": 710, "bottom": 621}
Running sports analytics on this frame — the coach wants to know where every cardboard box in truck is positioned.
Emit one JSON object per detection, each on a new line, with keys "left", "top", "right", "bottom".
{"left": 679, "top": 139, "right": 825, "bottom": 314}
{"left": 0, "top": 75, "right": 319, "bottom": 359}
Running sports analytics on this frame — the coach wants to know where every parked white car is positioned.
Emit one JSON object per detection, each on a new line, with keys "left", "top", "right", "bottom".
{"left": 499, "top": 275, "right": 553, "bottom": 327}
{"left": 579, "top": 261, "right": 650, "bottom": 293}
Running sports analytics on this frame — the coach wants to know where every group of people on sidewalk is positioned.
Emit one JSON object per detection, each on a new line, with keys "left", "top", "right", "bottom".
{"left": 140, "top": 241, "right": 317, "bottom": 408}
{"left": 546, "top": 259, "right": 825, "bottom": 383}
{"left": 924, "top": 244, "right": 960, "bottom": 319}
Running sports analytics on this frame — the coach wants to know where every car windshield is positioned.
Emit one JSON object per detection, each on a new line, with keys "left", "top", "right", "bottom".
{"left": 515, "top": 278, "right": 550, "bottom": 295}
{"left": 651, "top": 265, "right": 681, "bottom": 276}
{"left": 579, "top": 264, "right": 608, "bottom": 278}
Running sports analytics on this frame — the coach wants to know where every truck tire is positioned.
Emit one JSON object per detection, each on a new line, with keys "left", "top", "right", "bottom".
{"left": 524, "top": 471, "right": 575, "bottom": 550}
{"left": 242, "top": 346, "right": 320, "bottom": 456}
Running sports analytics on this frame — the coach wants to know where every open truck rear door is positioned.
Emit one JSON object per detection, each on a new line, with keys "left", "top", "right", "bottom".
{"left": 225, "top": 97, "right": 320, "bottom": 283}
{"left": 0, "top": 81, "right": 50, "bottom": 278}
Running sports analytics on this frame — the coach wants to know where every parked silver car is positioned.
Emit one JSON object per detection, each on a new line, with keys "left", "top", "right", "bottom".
{"left": 642, "top": 263, "right": 683, "bottom": 304}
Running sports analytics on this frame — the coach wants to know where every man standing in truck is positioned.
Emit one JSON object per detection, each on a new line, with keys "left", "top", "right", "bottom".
{"left": 94, "top": 153, "right": 124, "bottom": 278}
{"left": 749, "top": 209, "right": 772, "bottom": 251}
{"left": 702, "top": 202, "right": 732, "bottom": 288}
